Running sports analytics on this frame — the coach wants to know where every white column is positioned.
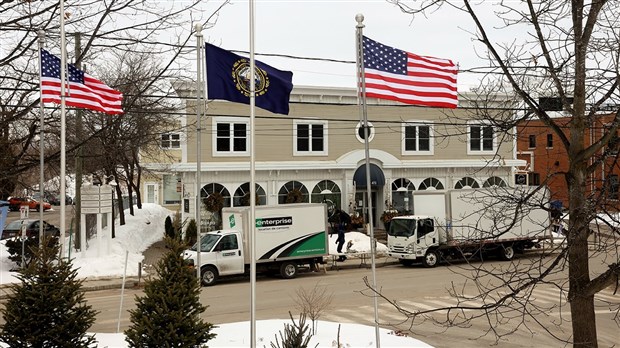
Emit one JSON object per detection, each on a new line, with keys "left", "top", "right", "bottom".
{"left": 107, "top": 211, "right": 112, "bottom": 254}
{"left": 80, "top": 216, "right": 86, "bottom": 257}
{"left": 96, "top": 213, "right": 102, "bottom": 257}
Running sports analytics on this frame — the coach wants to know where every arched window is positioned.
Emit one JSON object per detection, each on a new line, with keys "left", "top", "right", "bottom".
{"left": 418, "top": 177, "right": 444, "bottom": 190}
{"left": 233, "top": 183, "right": 266, "bottom": 207}
{"left": 391, "top": 178, "right": 415, "bottom": 212}
{"left": 278, "top": 181, "right": 309, "bottom": 204}
{"left": 483, "top": 176, "right": 507, "bottom": 188}
{"left": 200, "top": 183, "right": 231, "bottom": 207}
{"left": 454, "top": 177, "right": 480, "bottom": 189}
{"left": 311, "top": 180, "right": 341, "bottom": 215}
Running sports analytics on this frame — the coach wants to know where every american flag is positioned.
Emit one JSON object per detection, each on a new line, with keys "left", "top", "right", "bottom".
{"left": 362, "top": 36, "right": 458, "bottom": 109}
{"left": 40, "top": 49, "right": 123, "bottom": 115}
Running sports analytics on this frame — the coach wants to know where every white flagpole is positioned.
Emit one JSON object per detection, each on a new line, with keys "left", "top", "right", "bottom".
{"left": 249, "top": 0, "right": 257, "bottom": 346}
{"left": 37, "top": 30, "right": 46, "bottom": 244}
{"left": 355, "top": 14, "right": 381, "bottom": 347}
{"left": 194, "top": 24, "right": 204, "bottom": 285}
{"left": 59, "top": 0, "right": 67, "bottom": 257}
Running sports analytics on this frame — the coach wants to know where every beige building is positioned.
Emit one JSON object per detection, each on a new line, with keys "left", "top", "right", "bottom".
{"left": 143, "top": 84, "right": 524, "bottom": 230}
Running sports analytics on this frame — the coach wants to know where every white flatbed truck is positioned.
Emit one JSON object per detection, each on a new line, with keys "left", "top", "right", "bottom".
{"left": 387, "top": 188, "right": 551, "bottom": 267}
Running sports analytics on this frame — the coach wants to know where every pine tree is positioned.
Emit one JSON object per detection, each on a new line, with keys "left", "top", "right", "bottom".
{"left": 184, "top": 219, "right": 198, "bottom": 246}
{"left": 270, "top": 312, "right": 314, "bottom": 348}
{"left": 125, "top": 237, "right": 216, "bottom": 347}
{"left": 0, "top": 237, "right": 98, "bottom": 347}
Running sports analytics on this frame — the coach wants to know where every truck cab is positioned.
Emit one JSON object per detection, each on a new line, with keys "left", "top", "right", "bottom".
{"left": 387, "top": 215, "right": 439, "bottom": 267}
{"left": 184, "top": 230, "right": 245, "bottom": 284}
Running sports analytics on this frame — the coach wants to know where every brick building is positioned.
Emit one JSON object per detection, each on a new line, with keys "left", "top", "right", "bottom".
{"left": 517, "top": 113, "right": 619, "bottom": 209}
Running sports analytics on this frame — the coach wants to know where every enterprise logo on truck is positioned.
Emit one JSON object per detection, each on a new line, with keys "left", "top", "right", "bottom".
{"left": 255, "top": 216, "right": 292, "bottom": 228}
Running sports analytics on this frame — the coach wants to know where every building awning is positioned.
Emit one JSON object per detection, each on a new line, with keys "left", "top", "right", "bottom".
{"left": 353, "top": 164, "right": 385, "bottom": 187}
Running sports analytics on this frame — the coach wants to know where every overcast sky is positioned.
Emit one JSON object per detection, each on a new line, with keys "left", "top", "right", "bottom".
{"left": 196, "top": 0, "right": 504, "bottom": 91}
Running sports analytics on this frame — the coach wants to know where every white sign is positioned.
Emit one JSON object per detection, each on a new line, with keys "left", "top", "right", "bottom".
{"left": 81, "top": 186, "right": 101, "bottom": 195}
{"left": 80, "top": 184, "right": 114, "bottom": 214}
{"left": 19, "top": 206, "right": 29, "bottom": 219}
{"left": 82, "top": 201, "right": 101, "bottom": 208}
{"left": 81, "top": 194, "right": 101, "bottom": 201}
{"left": 81, "top": 207, "right": 101, "bottom": 214}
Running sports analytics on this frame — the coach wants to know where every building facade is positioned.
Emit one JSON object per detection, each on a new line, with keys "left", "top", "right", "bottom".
{"left": 516, "top": 113, "right": 619, "bottom": 209}
{"left": 144, "top": 85, "right": 525, "bottom": 231}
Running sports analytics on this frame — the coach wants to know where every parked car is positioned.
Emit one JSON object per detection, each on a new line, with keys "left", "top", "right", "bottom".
{"left": 7, "top": 197, "right": 52, "bottom": 212}
{"left": 1, "top": 219, "right": 60, "bottom": 240}
{"left": 48, "top": 194, "right": 73, "bottom": 206}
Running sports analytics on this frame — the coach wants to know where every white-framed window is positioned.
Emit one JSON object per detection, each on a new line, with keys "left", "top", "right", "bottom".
{"left": 468, "top": 122, "right": 496, "bottom": 154}
{"left": 162, "top": 174, "right": 181, "bottom": 205}
{"left": 161, "top": 133, "right": 180, "bottom": 149}
{"left": 212, "top": 117, "right": 249, "bottom": 157}
{"left": 293, "top": 119, "right": 327, "bottom": 156}
{"left": 402, "top": 122, "right": 433, "bottom": 155}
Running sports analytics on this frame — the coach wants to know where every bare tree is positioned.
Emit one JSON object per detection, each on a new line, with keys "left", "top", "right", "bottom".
{"left": 292, "top": 282, "right": 334, "bottom": 335}
{"left": 0, "top": 0, "right": 229, "bottom": 199}
{"left": 84, "top": 50, "right": 183, "bottom": 225}
{"left": 360, "top": 1, "right": 620, "bottom": 347}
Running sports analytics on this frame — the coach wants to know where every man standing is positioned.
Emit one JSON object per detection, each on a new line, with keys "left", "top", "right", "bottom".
{"left": 336, "top": 212, "right": 347, "bottom": 262}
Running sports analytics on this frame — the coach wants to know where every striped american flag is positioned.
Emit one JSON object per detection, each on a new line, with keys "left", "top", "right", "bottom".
{"left": 362, "top": 36, "right": 458, "bottom": 109}
{"left": 40, "top": 49, "right": 123, "bottom": 115}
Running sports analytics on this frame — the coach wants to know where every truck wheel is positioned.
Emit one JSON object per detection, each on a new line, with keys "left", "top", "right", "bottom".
{"left": 499, "top": 245, "right": 515, "bottom": 261}
{"left": 279, "top": 261, "right": 298, "bottom": 279}
{"left": 200, "top": 265, "right": 218, "bottom": 286}
{"left": 422, "top": 250, "right": 439, "bottom": 268}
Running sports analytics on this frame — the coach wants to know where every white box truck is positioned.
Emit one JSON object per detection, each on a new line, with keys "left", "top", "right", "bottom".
{"left": 387, "top": 188, "right": 551, "bottom": 267}
{"left": 183, "top": 203, "right": 329, "bottom": 286}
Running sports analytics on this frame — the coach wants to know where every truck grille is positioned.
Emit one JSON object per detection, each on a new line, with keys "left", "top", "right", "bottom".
{"left": 391, "top": 246, "right": 406, "bottom": 253}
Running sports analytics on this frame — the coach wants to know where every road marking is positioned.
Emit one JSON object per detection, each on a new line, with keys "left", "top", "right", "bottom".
{"left": 530, "top": 291, "right": 564, "bottom": 304}
{"left": 377, "top": 303, "right": 409, "bottom": 321}
{"left": 327, "top": 308, "right": 373, "bottom": 325}
{"left": 398, "top": 300, "right": 438, "bottom": 311}
{"left": 549, "top": 309, "right": 615, "bottom": 316}
{"left": 425, "top": 299, "right": 458, "bottom": 309}
{"left": 533, "top": 288, "right": 567, "bottom": 301}
{"left": 595, "top": 291, "right": 619, "bottom": 303}
{"left": 458, "top": 299, "right": 487, "bottom": 308}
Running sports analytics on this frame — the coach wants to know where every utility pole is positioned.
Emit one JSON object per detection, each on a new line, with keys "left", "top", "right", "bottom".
{"left": 73, "top": 32, "right": 83, "bottom": 250}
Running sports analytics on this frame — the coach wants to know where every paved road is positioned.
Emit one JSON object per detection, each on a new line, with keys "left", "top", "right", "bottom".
{"left": 75, "top": 254, "right": 619, "bottom": 347}
{"left": 4, "top": 205, "right": 77, "bottom": 232}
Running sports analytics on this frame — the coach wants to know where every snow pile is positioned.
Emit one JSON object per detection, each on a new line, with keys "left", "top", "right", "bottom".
{"left": 328, "top": 231, "right": 389, "bottom": 256}
{"left": 1, "top": 203, "right": 174, "bottom": 284}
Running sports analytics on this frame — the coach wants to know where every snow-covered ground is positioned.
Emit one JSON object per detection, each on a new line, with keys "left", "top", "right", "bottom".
{"left": 91, "top": 320, "right": 432, "bottom": 347}
{"left": 0, "top": 204, "right": 431, "bottom": 347}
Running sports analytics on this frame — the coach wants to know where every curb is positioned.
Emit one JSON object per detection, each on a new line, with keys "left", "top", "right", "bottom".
{"left": 0, "top": 257, "right": 401, "bottom": 298}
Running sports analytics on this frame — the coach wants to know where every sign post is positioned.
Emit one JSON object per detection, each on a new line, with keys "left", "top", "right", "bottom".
{"left": 80, "top": 184, "right": 113, "bottom": 256}
{"left": 19, "top": 205, "right": 29, "bottom": 268}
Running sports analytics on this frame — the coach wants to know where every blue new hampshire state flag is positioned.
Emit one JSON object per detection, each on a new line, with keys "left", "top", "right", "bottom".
{"left": 206, "top": 43, "right": 293, "bottom": 115}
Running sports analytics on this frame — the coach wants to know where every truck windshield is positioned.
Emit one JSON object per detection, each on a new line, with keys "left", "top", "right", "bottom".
{"left": 388, "top": 219, "right": 416, "bottom": 237}
{"left": 190, "top": 234, "right": 220, "bottom": 252}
